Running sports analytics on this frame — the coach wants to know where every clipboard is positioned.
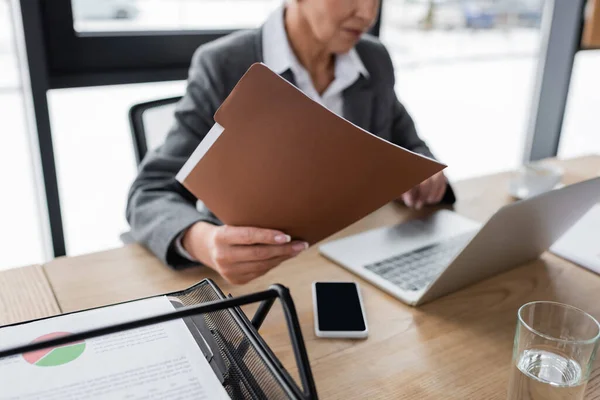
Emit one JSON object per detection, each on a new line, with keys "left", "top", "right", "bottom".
{"left": 177, "top": 63, "right": 446, "bottom": 245}
{"left": 0, "top": 279, "right": 318, "bottom": 400}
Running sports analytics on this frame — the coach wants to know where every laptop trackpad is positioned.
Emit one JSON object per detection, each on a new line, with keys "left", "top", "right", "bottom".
{"left": 320, "top": 209, "right": 481, "bottom": 268}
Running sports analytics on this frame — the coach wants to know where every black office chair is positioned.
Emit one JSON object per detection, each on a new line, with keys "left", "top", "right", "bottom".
{"left": 121, "top": 96, "right": 183, "bottom": 245}
{"left": 128, "top": 96, "right": 183, "bottom": 165}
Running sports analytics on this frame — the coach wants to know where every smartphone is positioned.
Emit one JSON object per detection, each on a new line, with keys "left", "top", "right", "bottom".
{"left": 312, "top": 282, "right": 368, "bottom": 339}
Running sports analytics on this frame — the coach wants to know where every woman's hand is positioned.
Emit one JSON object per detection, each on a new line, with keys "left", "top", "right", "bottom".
{"left": 182, "top": 222, "right": 308, "bottom": 284}
{"left": 401, "top": 171, "right": 447, "bottom": 210}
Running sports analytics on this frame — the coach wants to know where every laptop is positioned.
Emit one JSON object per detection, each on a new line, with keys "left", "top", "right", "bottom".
{"left": 319, "top": 177, "right": 600, "bottom": 306}
{"left": 550, "top": 204, "right": 600, "bottom": 275}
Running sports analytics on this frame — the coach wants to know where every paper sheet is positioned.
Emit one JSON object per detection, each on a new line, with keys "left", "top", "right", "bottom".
{"left": 176, "top": 122, "right": 225, "bottom": 183}
{"left": 0, "top": 296, "right": 230, "bottom": 400}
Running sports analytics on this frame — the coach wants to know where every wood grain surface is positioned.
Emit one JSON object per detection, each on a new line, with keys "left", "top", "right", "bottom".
{"left": 0, "top": 265, "right": 60, "bottom": 326}
{"left": 43, "top": 155, "right": 600, "bottom": 399}
{"left": 583, "top": 0, "right": 600, "bottom": 49}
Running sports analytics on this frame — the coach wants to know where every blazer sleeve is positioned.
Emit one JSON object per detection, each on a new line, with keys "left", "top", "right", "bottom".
{"left": 126, "top": 46, "right": 224, "bottom": 269}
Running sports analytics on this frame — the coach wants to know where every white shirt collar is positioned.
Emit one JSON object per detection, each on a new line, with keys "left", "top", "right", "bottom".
{"left": 261, "top": 6, "right": 369, "bottom": 80}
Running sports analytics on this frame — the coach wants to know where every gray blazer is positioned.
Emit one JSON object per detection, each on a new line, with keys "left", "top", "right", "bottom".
{"left": 126, "top": 28, "right": 455, "bottom": 269}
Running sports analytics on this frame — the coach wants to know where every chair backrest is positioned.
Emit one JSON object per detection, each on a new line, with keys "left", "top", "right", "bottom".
{"left": 128, "top": 96, "right": 182, "bottom": 165}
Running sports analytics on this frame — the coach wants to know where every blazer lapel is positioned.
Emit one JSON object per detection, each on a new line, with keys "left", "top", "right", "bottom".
{"left": 256, "top": 26, "right": 297, "bottom": 87}
{"left": 280, "top": 69, "right": 297, "bottom": 87}
{"left": 343, "top": 77, "right": 374, "bottom": 132}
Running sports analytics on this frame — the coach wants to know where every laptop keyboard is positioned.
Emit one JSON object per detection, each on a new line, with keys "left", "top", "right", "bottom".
{"left": 364, "top": 232, "right": 475, "bottom": 292}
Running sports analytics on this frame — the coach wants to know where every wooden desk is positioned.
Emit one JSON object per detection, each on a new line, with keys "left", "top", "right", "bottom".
{"left": 0, "top": 265, "right": 60, "bottom": 326}
{"left": 583, "top": 0, "right": 600, "bottom": 49}
{"left": 43, "top": 155, "right": 600, "bottom": 399}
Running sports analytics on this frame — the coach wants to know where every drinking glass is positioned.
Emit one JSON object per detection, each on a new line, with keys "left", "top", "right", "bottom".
{"left": 507, "top": 301, "right": 600, "bottom": 400}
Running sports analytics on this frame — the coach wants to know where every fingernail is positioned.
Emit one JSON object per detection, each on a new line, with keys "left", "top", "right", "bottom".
{"left": 416, "top": 202, "right": 423, "bottom": 210}
{"left": 293, "top": 242, "right": 309, "bottom": 252}
{"left": 275, "top": 234, "right": 291, "bottom": 243}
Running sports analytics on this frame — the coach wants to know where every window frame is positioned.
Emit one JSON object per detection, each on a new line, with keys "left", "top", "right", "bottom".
{"left": 41, "top": 0, "right": 383, "bottom": 89}
{"left": 41, "top": 0, "right": 238, "bottom": 88}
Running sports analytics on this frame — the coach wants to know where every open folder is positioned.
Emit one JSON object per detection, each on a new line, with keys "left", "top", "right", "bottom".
{"left": 176, "top": 63, "right": 446, "bottom": 244}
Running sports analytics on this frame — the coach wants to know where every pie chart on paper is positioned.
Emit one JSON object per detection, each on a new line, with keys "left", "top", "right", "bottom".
{"left": 22, "top": 332, "right": 86, "bottom": 367}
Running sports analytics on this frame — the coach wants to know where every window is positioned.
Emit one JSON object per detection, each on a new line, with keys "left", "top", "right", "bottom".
{"left": 380, "top": 0, "right": 546, "bottom": 180}
{"left": 559, "top": 50, "right": 600, "bottom": 158}
{"left": 0, "top": 0, "right": 18, "bottom": 89}
{"left": 0, "top": 0, "right": 45, "bottom": 269}
{"left": 40, "top": 0, "right": 283, "bottom": 88}
{"left": 48, "top": 81, "right": 186, "bottom": 256}
{"left": 72, "top": 0, "right": 282, "bottom": 32}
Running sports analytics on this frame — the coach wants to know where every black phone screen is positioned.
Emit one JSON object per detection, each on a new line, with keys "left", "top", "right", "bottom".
{"left": 315, "top": 282, "right": 366, "bottom": 332}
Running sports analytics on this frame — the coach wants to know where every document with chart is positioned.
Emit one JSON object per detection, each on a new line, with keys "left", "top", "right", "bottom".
{"left": 0, "top": 296, "right": 230, "bottom": 400}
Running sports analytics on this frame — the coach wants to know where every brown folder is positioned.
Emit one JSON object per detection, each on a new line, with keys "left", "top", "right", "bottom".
{"left": 176, "top": 63, "right": 446, "bottom": 245}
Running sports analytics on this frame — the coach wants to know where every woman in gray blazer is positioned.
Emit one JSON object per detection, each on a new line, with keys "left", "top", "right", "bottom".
{"left": 126, "top": 0, "right": 455, "bottom": 284}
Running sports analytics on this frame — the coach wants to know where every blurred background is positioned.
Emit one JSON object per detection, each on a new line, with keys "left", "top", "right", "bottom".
{"left": 0, "top": 0, "right": 598, "bottom": 269}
